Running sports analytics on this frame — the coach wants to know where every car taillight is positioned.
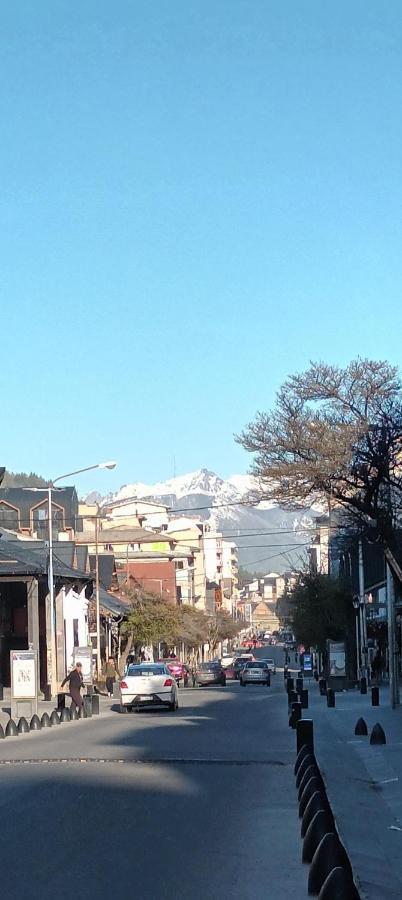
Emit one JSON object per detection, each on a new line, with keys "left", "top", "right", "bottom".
{"left": 164, "top": 678, "right": 173, "bottom": 686}
{"left": 120, "top": 681, "right": 128, "bottom": 690}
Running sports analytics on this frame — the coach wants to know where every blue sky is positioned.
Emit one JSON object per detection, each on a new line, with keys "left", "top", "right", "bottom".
{"left": 1, "top": 1, "right": 402, "bottom": 493}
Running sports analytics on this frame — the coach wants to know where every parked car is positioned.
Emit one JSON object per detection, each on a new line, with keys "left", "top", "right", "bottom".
{"left": 196, "top": 661, "right": 226, "bottom": 687}
{"left": 157, "top": 658, "right": 186, "bottom": 684}
{"left": 219, "top": 654, "right": 235, "bottom": 669}
{"left": 258, "top": 657, "right": 276, "bottom": 675}
{"left": 119, "top": 663, "right": 179, "bottom": 712}
{"left": 240, "top": 661, "right": 271, "bottom": 686}
{"left": 233, "top": 654, "right": 254, "bottom": 680}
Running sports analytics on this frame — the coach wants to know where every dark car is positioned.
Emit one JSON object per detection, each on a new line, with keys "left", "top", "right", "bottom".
{"left": 196, "top": 662, "right": 226, "bottom": 687}
{"left": 233, "top": 655, "right": 253, "bottom": 680}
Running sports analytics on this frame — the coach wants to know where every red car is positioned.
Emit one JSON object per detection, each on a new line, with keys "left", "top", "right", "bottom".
{"left": 157, "top": 659, "right": 187, "bottom": 684}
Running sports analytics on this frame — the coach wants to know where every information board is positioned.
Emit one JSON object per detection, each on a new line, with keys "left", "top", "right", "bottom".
{"left": 11, "top": 650, "right": 37, "bottom": 699}
{"left": 328, "top": 641, "right": 346, "bottom": 677}
{"left": 302, "top": 652, "right": 313, "bottom": 673}
{"left": 73, "top": 646, "right": 93, "bottom": 684}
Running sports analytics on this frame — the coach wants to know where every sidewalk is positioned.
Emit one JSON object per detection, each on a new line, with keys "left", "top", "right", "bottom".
{"left": 0, "top": 690, "right": 112, "bottom": 730}
{"left": 304, "top": 679, "right": 402, "bottom": 900}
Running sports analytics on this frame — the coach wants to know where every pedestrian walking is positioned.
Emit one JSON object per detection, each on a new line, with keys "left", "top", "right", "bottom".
{"left": 61, "top": 661, "right": 84, "bottom": 715}
{"left": 103, "top": 656, "right": 121, "bottom": 697}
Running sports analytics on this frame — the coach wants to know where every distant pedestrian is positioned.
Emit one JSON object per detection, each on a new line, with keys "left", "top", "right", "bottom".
{"left": 103, "top": 656, "right": 121, "bottom": 696}
{"left": 61, "top": 661, "right": 84, "bottom": 714}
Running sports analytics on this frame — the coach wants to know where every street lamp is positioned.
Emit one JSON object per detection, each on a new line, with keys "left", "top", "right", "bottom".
{"left": 352, "top": 597, "right": 360, "bottom": 679}
{"left": 26, "top": 460, "right": 116, "bottom": 694}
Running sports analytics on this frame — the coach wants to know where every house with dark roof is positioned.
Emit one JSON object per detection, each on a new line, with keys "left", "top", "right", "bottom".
{"left": 0, "top": 538, "right": 93, "bottom": 690}
{"left": 0, "top": 486, "right": 82, "bottom": 540}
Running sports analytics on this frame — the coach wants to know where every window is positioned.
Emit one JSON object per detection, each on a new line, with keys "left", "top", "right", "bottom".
{"left": 73, "top": 619, "right": 79, "bottom": 647}
{"left": 176, "top": 560, "right": 184, "bottom": 570}
{"left": 32, "top": 501, "right": 64, "bottom": 539}
{"left": 0, "top": 502, "right": 18, "bottom": 530}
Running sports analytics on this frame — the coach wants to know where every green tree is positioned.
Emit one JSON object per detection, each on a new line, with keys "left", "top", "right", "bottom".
{"left": 119, "top": 587, "right": 180, "bottom": 668}
{"left": 207, "top": 610, "right": 242, "bottom": 653}
{"left": 290, "top": 573, "right": 353, "bottom": 657}
{"left": 2, "top": 470, "right": 48, "bottom": 487}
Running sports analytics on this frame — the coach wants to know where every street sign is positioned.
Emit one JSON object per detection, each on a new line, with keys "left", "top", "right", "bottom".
{"left": 302, "top": 652, "right": 313, "bottom": 673}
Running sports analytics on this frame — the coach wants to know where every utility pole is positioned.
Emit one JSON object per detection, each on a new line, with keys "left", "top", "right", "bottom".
{"left": 387, "top": 562, "right": 400, "bottom": 709}
{"left": 358, "top": 539, "right": 368, "bottom": 681}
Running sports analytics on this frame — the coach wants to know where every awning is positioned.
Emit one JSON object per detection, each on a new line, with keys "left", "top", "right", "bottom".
{"left": 98, "top": 588, "right": 129, "bottom": 616}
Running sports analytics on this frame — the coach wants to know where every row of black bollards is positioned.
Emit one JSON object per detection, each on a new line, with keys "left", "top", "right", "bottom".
{"left": 0, "top": 692, "right": 100, "bottom": 740}
{"left": 286, "top": 675, "right": 309, "bottom": 729}
{"left": 295, "top": 721, "right": 361, "bottom": 898}
{"left": 354, "top": 716, "right": 386, "bottom": 744}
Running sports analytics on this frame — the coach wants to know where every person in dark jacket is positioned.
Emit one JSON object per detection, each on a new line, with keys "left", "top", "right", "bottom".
{"left": 61, "top": 662, "right": 84, "bottom": 713}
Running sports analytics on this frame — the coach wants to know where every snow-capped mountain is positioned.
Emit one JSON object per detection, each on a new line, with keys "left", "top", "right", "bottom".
{"left": 87, "top": 468, "right": 316, "bottom": 573}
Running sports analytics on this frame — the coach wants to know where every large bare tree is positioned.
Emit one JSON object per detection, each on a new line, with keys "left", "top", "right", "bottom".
{"left": 237, "top": 358, "right": 402, "bottom": 580}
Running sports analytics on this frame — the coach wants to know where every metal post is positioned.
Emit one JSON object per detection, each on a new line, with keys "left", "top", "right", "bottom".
{"left": 47, "top": 485, "right": 57, "bottom": 695}
{"left": 387, "top": 562, "right": 399, "bottom": 709}
{"left": 358, "top": 540, "right": 368, "bottom": 681}
{"left": 95, "top": 512, "right": 101, "bottom": 680}
{"left": 355, "top": 612, "right": 360, "bottom": 680}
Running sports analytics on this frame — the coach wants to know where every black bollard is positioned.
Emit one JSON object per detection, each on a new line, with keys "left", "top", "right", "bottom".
{"left": 308, "top": 833, "right": 352, "bottom": 896}
{"left": 318, "top": 865, "right": 361, "bottom": 900}
{"left": 313, "top": 668, "right": 319, "bottom": 681}
{"left": 370, "top": 723, "right": 386, "bottom": 745}
{"left": 296, "top": 753, "right": 316, "bottom": 788}
{"left": 91, "top": 695, "right": 100, "bottom": 715}
{"left": 326, "top": 687, "right": 335, "bottom": 708}
{"left": 354, "top": 717, "right": 368, "bottom": 736}
{"left": 301, "top": 790, "right": 332, "bottom": 839}
{"left": 296, "top": 677, "right": 303, "bottom": 693}
{"left": 30, "top": 714, "right": 41, "bottom": 731}
{"left": 41, "top": 712, "right": 52, "bottom": 728}
{"left": 70, "top": 706, "right": 79, "bottom": 720}
{"left": 360, "top": 676, "right": 367, "bottom": 695}
{"left": 83, "top": 694, "right": 93, "bottom": 718}
{"left": 50, "top": 710, "right": 60, "bottom": 725}
{"left": 302, "top": 808, "right": 336, "bottom": 863}
{"left": 294, "top": 742, "right": 312, "bottom": 775}
{"left": 18, "top": 717, "right": 30, "bottom": 734}
{"left": 297, "top": 763, "right": 325, "bottom": 803}
{"left": 0, "top": 724, "right": 4, "bottom": 739}
{"left": 288, "top": 689, "right": 298, "bottom": 711}
{"left": 296, "top": 718, "right": 314, "bottom": 755}
{"left": 60, "top": 707, "right": 71, "bottom": 723}
{"left": 301, "top": 688, "right": 309, "bottom": 709}
{"left": 286, "top": 676, "right": 295, "bottom": 694}
{"left": 371, "top": 686, "right": 379, "bottom": 707}
{"left": 290, "top": 701, "right": 302, "bottom": 729}
{"left": 57, "top": 693, "right": 65, "bottom": 710}
{"left": 319, "top": 677, "right": 327, "bottom": 696}
{"left": 5, "top": 719, "right": 18, "bottom": 737}
{"left": 299, "top": 777, "right": 325, "bottom": 818}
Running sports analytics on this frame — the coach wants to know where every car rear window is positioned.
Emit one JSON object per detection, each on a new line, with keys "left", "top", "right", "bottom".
{"left": 247, "top": 662, "right": 268, "bottom": 669}
{"left": 127, "top": 665, "right": 166, "bottom": 676}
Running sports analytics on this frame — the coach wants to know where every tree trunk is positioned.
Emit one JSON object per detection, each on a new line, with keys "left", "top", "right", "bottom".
{"left": 118, "top": 633, "right": 133, "bottom": 672}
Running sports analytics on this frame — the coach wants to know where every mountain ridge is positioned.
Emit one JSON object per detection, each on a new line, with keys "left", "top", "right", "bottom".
{"left": 86, "top": 468, "right": 316, "bottom": 573}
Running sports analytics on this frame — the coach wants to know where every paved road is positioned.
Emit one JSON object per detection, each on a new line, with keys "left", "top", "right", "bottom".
{"left": 0, "top": 645, "right": 308, "bottom": 899}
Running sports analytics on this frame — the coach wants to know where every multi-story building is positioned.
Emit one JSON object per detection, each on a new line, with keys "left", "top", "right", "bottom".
{"left": 222, "top": 539, "right": 239, "bottom": 614}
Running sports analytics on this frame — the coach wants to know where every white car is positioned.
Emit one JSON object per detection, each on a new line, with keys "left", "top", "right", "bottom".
{"left": 219, "top": 654, "right": 235, "bottom": 669}
{"left": 240, "top": 661, "right": 271, "bottom": 686}
{"left": 119, "top": 663, "right": 179, "bottom": 712}
{"left": 259, "top": 657, "right": 276, "bottom": 675}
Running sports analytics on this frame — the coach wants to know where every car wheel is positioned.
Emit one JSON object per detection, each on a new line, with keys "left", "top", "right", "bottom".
{"left": 119, "top": 703, "right": 127, "bottom": 713}
{"left": 169, "top": 698, "right": 178, "bottom": 712}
